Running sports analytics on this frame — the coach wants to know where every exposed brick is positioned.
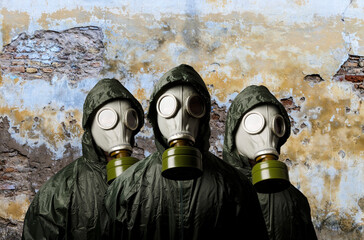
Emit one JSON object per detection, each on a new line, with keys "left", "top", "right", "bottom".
{"left": 51, "top": 61, "right": 65, "bottom": 67}
{"left": 11, "top": 61, "right": 25, "bottom": 66}
{"left": 0, "top": 53, "right": 13, "bottom": 59}
{"left": 10, "top": 66, "right": 25, "bottom": 73}
{"left": 42, "top": 67, "right": 53, "bottom": 73}
{"left": 349, "top": 55, "right": 361, "bottom": 60}
{"left": 27, "top": 60, "right": 41, "bottom": 66}
{"left": 26, "top": 67, "right": 38, "bottom": 73}
{"left": 334, "top": 55, "right": 364, "bottom": 97}
{"left": 4, "top": 167, "right": 15, "bottom": 173}
{"left": 14, "top": 54, "right": 28, "bottom": 59}
{"left": 40, "top": 62, "right": 51, "bottom": 67}
{"left": 345, "top": 75, "right": 364, "bottom": 83}
{"left": 211, "top": 113, "right": 220, "bottom": 120}
{"left": 347, "top": 68, "right": 362, "bottom": 74}
{"left": 1, "top": 26, "right": 104, "bottom": 82}
{"left": 91, "top": 62, "right": 101, "bottom": 68}
{"left": 344, "top": 61, "right": 358, "bottom": 67}
{"left": 354, "top": 84, "right": 364, "bottom": 90}
{"left": 281, "top": 97, "right": 293, "bottom": 106}
{"left": 4, "top": 45, "right": 17, "bottom": 52}
{"left": 58, "top": 55, "right": 69, "bottom": 60}
{"left": 2, "top": 175, "right": 11, "bottom": 180}
{"left": 30, "top": 75, "right": 43, "bottom": 79}
{"left": 336, "top": 68, "right": 347, "bottom": 75}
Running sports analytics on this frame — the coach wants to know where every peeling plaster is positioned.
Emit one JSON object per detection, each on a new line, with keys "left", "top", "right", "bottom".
{"left": 0, "top": 0, "right": 363, "bottom": 239}
{"left": 0, "top": 75, "right": 98, "bottom": 159}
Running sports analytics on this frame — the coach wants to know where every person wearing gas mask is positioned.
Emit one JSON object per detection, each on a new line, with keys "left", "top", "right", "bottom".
{"left": 105, "top": 64, "right": 269, "bottom": 240}
{"left": 223, "top": 85, "right": 317, "bottom": 240}
{"left": 22, "top": 78, "right": 144, "bottom": 240}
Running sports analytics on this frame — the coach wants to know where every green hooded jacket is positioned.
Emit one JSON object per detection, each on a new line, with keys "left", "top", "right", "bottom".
{"left": 223, "top": 85, "right": 317, "bottom": 240}
{"left": 105, "top": 64, "right": 269, "bottom": 240}
{"left": 22, "top": 79, "right": 144, "bottom": 240}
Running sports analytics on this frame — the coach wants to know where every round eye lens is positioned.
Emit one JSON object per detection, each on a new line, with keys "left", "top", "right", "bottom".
{"left": 272, "top": 115, "right": 285, "bottom": 137}
{"left": 186, "top": 95, "right": 205, "bottom": 118}
{"left": 242, "top": 112, "right": 265, "bottom": 134}
{"left": 157, "top": 94, "right": 178, "bottom": 118}
{"left": 97, "top": 108, "right": 118, "bottom": 129}
{"left": 125, "top": 109, "right": 138, "bottom": 131}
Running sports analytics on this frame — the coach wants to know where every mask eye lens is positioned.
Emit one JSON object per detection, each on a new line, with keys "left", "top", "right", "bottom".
{"left": 242, "top": 112, "right": 265, "bottom": 134}
{"left": 125, "top": 109, "right": 139, "bottom": 131}
{"left": 157, "top": 94, "right": 178, "bottom": 118}
{"left": 97, "top": 108, "right": 118, "bottom": 129}
{"left": 186, "top": 95, "right": 205, "bottom": 118}
{"left": 272, "top": 115, "right": 285, "bottom": 137}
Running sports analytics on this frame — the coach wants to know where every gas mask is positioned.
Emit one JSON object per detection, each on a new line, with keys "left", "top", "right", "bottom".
{"left": 235, "top": 104, "right": 290, "bottom": 193}
{"left": 91, "top": 100, "right": 139, "bottom": 184}
{"left": 156, "top": 85, "right": 205, "bottom": 180}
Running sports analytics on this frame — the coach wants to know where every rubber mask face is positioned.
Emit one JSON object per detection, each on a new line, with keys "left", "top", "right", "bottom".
{"left": 91, "top": 100, "right": 139, "bottom": 154}
{"left": 157, "top": 85, "right": 205, "bottom": 145}
{"left": 235, "top": 105, "right": 286, "bottom": 160}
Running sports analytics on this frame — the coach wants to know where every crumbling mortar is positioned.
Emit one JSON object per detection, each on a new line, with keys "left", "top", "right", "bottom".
{"left": 333, "top": 55, "right": 364, "bottom": 98}
{"left": 0, "top": 26, "right": 105, "bottom": 84}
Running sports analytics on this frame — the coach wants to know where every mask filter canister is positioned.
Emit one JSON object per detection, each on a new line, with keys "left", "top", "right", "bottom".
{"left": 106, "top": 149, "right": 139, "bottom": 184}
{"left": 236, "top": 106, "right": 290, "bottom": 193}
{"left": 162, "top": 139, "right": 203, "bottom": 180}
{"left": 157, "top": 87, "right": 205, "bottom": 180}
{"left": 91, "top": 100, "right": 140, "bottom": 184}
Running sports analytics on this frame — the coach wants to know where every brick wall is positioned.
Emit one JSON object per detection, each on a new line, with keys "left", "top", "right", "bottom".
{"left": 0, "top": 3, "right": 363, "bottom": 239}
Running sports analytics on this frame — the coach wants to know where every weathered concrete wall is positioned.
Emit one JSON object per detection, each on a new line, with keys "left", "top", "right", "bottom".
{"left": 0, "top": 1, "right": 363, "bottom": 239}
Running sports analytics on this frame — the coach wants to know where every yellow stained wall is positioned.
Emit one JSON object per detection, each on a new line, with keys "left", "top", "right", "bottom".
{"left": 0, "top": 0, "right": 363, "bottom": 238}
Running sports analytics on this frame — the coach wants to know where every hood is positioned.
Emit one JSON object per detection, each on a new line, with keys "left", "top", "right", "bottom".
{"left": 147, "top": 64, "right": 211, "bottom": 154}
{"left": 81, "top": 78, "right": 144, "bottom": 163}
{"left": 223, "top": 85, "right": 291, "bottom": 177}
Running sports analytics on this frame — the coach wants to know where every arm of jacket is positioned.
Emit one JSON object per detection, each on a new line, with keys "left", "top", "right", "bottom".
{"left": 22, "top": 162, "right": 75, "bottom": 240}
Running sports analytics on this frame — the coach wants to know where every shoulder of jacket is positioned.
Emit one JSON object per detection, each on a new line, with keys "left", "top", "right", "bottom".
{"left": 28, "top": 158, "right": 81, "bottom": 215}
{"left": 40, "top": 158, "right": 80, "bottom": 191}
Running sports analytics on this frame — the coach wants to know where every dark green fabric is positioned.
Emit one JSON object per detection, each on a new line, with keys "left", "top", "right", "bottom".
{"left": 223, "top": 85, "right": 317, "bottom": 240}
{"left": 105, "top": 64, "right": 269, "bottom": 240}
{"left": 22, "top": 78, "right": 144, "bottom": 240}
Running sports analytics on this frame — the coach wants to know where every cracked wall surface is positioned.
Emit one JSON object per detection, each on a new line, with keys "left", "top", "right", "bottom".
{"left": 0, "top": 0, "right": 363, "bottom": 239}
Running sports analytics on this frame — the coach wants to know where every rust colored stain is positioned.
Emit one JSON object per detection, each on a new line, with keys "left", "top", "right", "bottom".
{"left": 345, "top": 75, "right": 364, "bottom": 82}
{"left": 0, "top": 8, "right": 30, "bottom": 44}
{"left": 136, "top": 87, "right": 146, "bottom": 101}
{"left": 206, "top": 0, "right": 228, "bottom": 7}
{"left": 0, "top": 196, "right": 30, "bottom": 221}
{"left": 7, "top": 201, "right": 26, "bottom": 220}
{"left": 37, "top": 7, "right": 92, "bottom": 28}
{"left": 339, "top": 213, "right": 356, "bottom": 232}
{"left": 0, "top": 106, "right": 83, "bottom": 147}
{"left": 294, "top": 0, "right": 308, "bottom": 6}
{"left": 203, "top": 67, "right": 244, "bottom": 102}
